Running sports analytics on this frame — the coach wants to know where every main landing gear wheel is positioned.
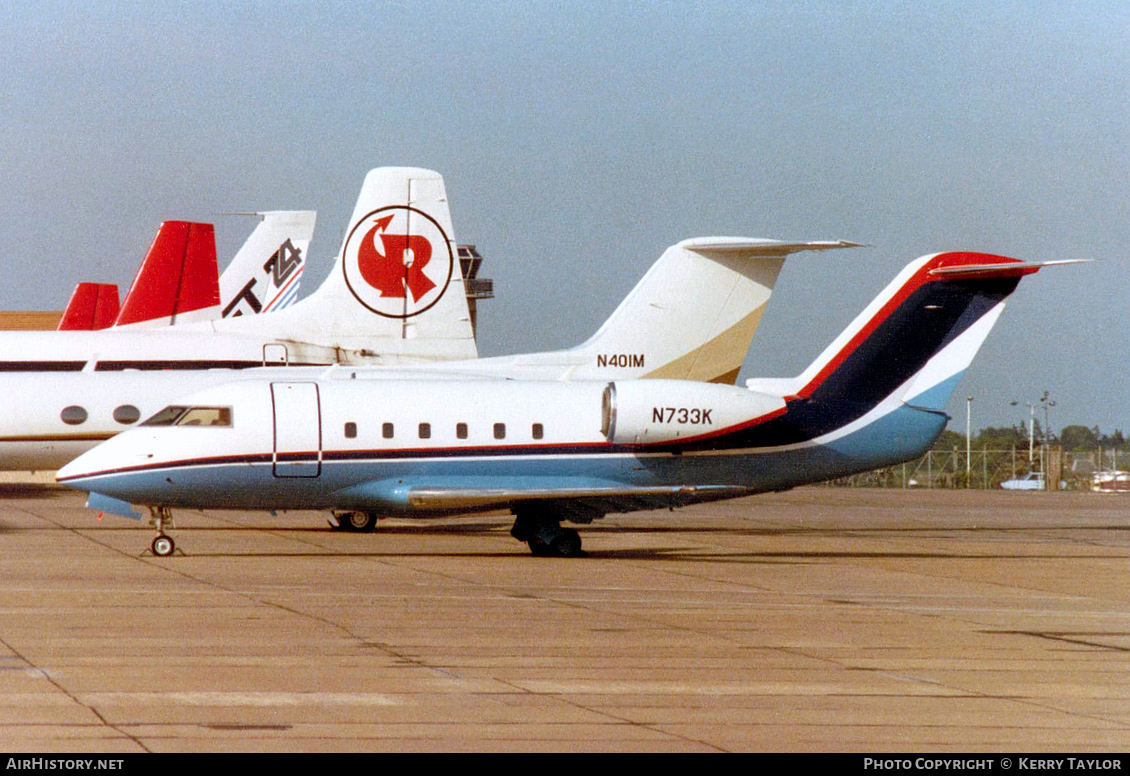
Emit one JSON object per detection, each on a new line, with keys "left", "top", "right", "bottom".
{"left": 151, "top": 534, "right": 175, "bottom": 557}
{"left": 511, "top": 511, "right": 584, "bottom": 557}
{"left": 536, "top": 528, "right": 581, "bottom": 558}
{"left": 335, "top": 511, "right": 378, "bottom": 533}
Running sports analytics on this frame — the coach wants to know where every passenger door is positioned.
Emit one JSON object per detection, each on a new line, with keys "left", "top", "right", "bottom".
{"left": 271, "top": 382, "right": 321, "bottom": 478}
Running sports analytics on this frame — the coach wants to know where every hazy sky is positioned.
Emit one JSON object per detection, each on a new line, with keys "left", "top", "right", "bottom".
{"left": 1, "top": 1, "right": 1127, "bottom": 433}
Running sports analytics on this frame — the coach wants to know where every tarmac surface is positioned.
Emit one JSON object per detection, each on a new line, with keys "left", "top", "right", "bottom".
{"left": 0, "top": 484, "right": 1128, "bottom": 752}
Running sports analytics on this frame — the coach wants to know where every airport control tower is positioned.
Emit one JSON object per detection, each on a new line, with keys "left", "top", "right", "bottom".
{"left": 457, "top": 244, "right": 493, "bottom": 338}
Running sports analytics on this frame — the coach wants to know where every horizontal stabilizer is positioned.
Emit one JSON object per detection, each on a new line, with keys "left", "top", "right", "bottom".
{"left": 928, "top": 258, "right": 1087, "bottom": 279}
{"left": 684, "top": 238, "right": 865, "bottom": 258}
{"left": 735, "top": 249, "right": 1066, "bottom": 450}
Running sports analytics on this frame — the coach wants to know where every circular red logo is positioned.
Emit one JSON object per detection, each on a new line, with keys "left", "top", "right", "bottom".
{"left": 341, "top": 206, "right": 454, "bottom": 318}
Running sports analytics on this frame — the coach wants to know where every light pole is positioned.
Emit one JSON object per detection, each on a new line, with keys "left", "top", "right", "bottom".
{"left": 1010, "top": 400, "right": 1036, "bottom": 462}
{"left": 966, "top": 396, "right": 973, "bottom": 487}
{"left": 1011, "top": 393, "right": 1055, "bottom": 470}
{"left": 1040, "top": 391, "right": 1056, "bottom": 445}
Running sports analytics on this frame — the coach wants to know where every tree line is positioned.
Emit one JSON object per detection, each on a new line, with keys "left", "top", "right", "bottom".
{"left": 934, "top": 423, "right": 1126, "bottom": 452}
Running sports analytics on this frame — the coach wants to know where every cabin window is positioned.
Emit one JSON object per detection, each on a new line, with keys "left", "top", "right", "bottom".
{"left": 113, "top": 405, "right": 141, "bottom": 425}
{"left": 60, "top": 406, "right": 87, "bottom": 426}
{"left": 344, "top": 422, "right": 357, "bottom": 439}
{"left": 418, "top": 422, "right": 431, "bottom": 439}
{"left": 456, "top": 422, "right": 468, "bottom": 439}
{"left": 382, "top": 422, "right": 394, "bottom": 439}
{"left": 493, "top": 423, "right": 506, "bottom": 440}
{"left": 175, "top": 407, "right": 232, "bottom": 427}
{"left": 532, "top": 423, "right": 544, "bottom": 440}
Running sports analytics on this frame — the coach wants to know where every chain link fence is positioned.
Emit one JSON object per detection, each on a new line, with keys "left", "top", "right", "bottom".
{"left": 828, "top": 447, "right": 1130, "bottom": 490}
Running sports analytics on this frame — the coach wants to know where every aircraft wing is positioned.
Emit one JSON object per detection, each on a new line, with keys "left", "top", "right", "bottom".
{"left": 334, "top": 477, "right": 748, "bottom": 513}
{"left": 405, "top": 484, "right": 745, "bottom": 510}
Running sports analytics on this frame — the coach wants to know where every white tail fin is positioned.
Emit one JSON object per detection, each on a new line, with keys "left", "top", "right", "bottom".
{"left": 485, "top": 238, "right": 859, "bottom": 382}
{"left": 219, "top": 211, "right": 316, "bottom": 318}
{"left": 214, "top": 168, "right": 477, "bottom": 362}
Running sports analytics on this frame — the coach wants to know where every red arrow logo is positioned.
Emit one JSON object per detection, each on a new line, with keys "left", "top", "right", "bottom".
{"left": 357, "top": 214, "right": 436, "bottom": 301}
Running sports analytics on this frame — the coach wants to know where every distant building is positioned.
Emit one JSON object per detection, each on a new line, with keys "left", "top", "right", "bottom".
{"left": 457, "top": 244, "right": 494, "bottom": 338}
{"left": 0, "top": 311, "right": 62, "bottom": 330}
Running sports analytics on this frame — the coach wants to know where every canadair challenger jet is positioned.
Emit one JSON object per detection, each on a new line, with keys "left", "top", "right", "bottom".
{"left": 58, "top": 250, "right": 1074, "bottom": 557}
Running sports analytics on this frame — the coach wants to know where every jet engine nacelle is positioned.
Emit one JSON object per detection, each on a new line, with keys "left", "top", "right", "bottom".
{"left": 602, "top": 379, "right": 786, "bottom": 445}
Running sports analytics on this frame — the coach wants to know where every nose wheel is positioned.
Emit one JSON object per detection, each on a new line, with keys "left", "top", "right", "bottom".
{"left": 146, "top": 506, "right": 179, "bottom": 557}
{"left": 151, "top": 534, "right": 175, "bottom": 557}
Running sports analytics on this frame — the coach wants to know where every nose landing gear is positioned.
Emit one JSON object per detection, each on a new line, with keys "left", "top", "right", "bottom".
{"left": 147, "top": 506, "right": 178, "bottom": 557}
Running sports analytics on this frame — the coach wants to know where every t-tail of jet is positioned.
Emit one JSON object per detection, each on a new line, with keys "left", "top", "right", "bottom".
{"left": 740, "top": 251, "right": 1077, "bottom": 477}
{"left": 219, "top": 211, "right": 315, "bottom": 318}
{"left": 211, "top": 167, "right": 478, "bottom": 362}
{"left": 475, "top": 237, "right": 861, "bottom": 382}
{"left": 57, "top": 283, "right": 120, "bottom": 331}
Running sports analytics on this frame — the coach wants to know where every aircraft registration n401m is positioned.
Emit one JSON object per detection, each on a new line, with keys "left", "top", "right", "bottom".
{"left": 57, "top": 250, "right": 1078, "bottom": 557}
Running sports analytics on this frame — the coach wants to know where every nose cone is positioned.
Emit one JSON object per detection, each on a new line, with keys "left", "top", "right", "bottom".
{"left": 56, "top": 431, "right": 144, "bottom": 498}
{"left": 56, "top": 446, "right": 109, "bottom": 488}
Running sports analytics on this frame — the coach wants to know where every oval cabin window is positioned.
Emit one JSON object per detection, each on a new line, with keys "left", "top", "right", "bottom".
{"left": 60, "top": 406, "right": 88, "bottom": 426}
{"left": 113, "top": 405, "right": 141, "bottom": 425}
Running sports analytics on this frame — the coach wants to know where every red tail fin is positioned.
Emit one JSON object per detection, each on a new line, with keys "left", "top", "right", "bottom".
{"left": 114, "top": 222, "right": 220, "bottom": 327}
{"left": 57, "top": 283, "right": 121, "bottom": 330}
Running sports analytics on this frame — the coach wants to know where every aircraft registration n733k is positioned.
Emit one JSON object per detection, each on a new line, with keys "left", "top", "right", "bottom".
{"left": 57, "top": 250, "right": 1073, "bottom": 557}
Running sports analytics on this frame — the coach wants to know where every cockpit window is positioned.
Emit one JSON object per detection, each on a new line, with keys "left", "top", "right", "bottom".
{"left": 176, "top": 407, "right": 232, "bottom": 427}
{"left": 141, "top": 406, "right": 188, "bottom": 427}
{"left": 141, "top": 405, "right": 231, "bottom": 428}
